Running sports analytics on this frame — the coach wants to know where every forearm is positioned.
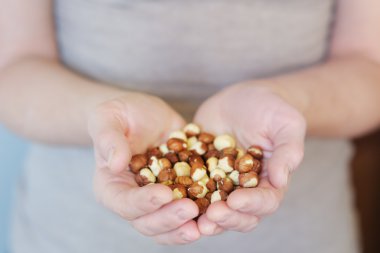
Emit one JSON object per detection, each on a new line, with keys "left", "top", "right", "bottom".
{"left": 254, "top": 56, "right": 380, "bottom": 138}
{"left": 0, "top": 56, "right": 127, "bottom": 145}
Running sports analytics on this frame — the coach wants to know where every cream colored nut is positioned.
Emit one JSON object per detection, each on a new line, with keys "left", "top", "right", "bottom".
{"left": 210, "top": 190, "right": 228, "bottom": 203}
{"left": 135, "top": 168, "right": 156, "bottom": 186}
{"left": 191, "top": 164, "right": 207, "bottom": 182}
{"left": 239, "top": 171, "right": 259, "bottom": 188}
{"left": 214, "top": 134, "right": 236, "bottom": 151}
{"left": 148, "top": 156, "right": 162, "bottom": 176}
{"left": 217, "top": 177, "right": 234, "bottom": 193}
{"left": 170, "top": 184, "right": 187, "bottom": 200}
{"left": 169, "top": 130, "right": 187, "bottom": 141}
{"left": 199, "top": 174, "right": 210, "bottom": 185}
{"left": 206, "top": 157, "right": 218, "bottom": 172}
{"left": 173, "top": 162, "right": 191, "bottom": 177}
{"left": 159, "top": 144, "right": 170, "bottom": 155}
{"left": 228, "top": 170, "right": 240, "bottom": 185}
{"left": 236, "top": 148, "right": 245, "bottom": 159}
{"left": 217, "top": 155, "right": 234, "bottom": 173}
{"left": 189, "top": 141, "right": 207, "bottom": 155}
{"left": 188, "top": 181, "right": 209, "bottom": 199}
{"left": 210, "top": 168, "right": 226, "bottom": 181}
{"left": 187, "top": 136, "right": 198, "bottom": 149}
{"left": 183, "top": 123, "right": 201, "bottom": 137}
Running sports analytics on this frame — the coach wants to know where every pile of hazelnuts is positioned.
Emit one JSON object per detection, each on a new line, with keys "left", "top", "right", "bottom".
{"left": 129, "top": 123, "right": 263, "bottom": 215}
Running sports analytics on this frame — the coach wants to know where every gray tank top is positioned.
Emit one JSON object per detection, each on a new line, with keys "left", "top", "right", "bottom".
{"left": 11, "top": 1, "right": 360, "bottom": 252}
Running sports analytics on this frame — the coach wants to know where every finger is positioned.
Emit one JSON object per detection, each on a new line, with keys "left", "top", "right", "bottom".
{"left": 206, "top": 201, "right": 259, "bottom": 232}
{"left": 227, "top": 177, "right": 284, "bottom": 216}
{"left": 197, "top": 214, "right": 224, "bottom": 236}
{"left": 94, "top": 169, "right": 173, "bottom": 220}
{"left": 153, "top": 220, "right": 200, "bottom": 245}
{"left": 131, "top": 198, "right": 198, "bottom": 236}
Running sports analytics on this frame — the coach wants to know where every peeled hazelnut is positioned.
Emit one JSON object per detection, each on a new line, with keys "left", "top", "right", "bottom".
{"left": 217, "top": 177, "right": 234, "bottom": 193}
{"left": 135, "top": 168, "right": 156, "bottom": 186}
{"left": 206, "top": 157, "right": 218, "bottom": 172}
{"left": 195, "top": 198, "right": 210, "bottom": 215}
{"left": 187, "top": 136, "right": 198, "bottom": 149}
{"left": 159, "top": 144, "right": 170, "bottom": 155}
{"left": 178, "top": 150, "right": 192, "bottom": 162}
{"left": 214, "top": 134, "right": 236, "bottom": 151}
{"left": 221, "top": 147, "right": 238, "bottom": 158}
{"left": 247, "top": 145, "right": 264, "bottom": 160}
{"left": 217, "top": 155, "right": 235, "bottom": 173}
{"left": 191, "top": 164, "right": 207, "bottom": 182}
{"left": 236, "top": 148, "right": 245, "bottom": 160}
{"left": 189, "top": 154, "right": 205, "bottom": 167}
{"left": 210, "top": 168, "right": 226, "bottom": 182}
{"left": 235, "top": 154, "right": 255, "bottom": 173}
{"left": 228, "top": 170, "right": 240, "bottom": 185}
{"left": 170, "top": 184, "right": 187, "bottom": 200}
{"left": 203, "top": 149, "right": 220, "bottom": 160}
{"left": 129, "top": 154, "right": 148, "bottom": 174}
{"left": 198, "top": 132, "right": 215, "bottom": 144}
{"left": 210, "top": 190, "right": 228, "bottom": 203}
{"left": 173, "top": 162, "right": 191, "bottom": 177}
{"left": 147, "top": 147, "right": 162, "bottom": 159}
{"left": 167, "top": 138, "right": 187, "bottom": 152}
{"left": 169, "top": 130, "right": 187, "bottom": 141}
{"left": 188, "top": 182, "right": 209, "bottom": 199}
{"left": 157, "top": 168, "right": 177, "bottom": 183}
{"left": 188, "top": 141, "right": 208, "bottom": 155}
{"left": 164, "top": 152, "right": 179, "bottom": 164}
{"left": 239, "top": 171, "right": 259, "bottom": 188}
{"left": 183, "top": 123, "right": 201, "bottom": 137}
{"left": 175, "top": 176, "right": 193, "bottom": 187}
{"left": 158, "top": 158, "right": 172, "bottom": 170}
{"left": 148, "top": 156, "right": 162, "bottom": 176}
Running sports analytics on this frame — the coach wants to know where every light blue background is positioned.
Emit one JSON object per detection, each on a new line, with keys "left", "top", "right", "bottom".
{"left": 0, "top": 125, "right": 29, "bottom": 253}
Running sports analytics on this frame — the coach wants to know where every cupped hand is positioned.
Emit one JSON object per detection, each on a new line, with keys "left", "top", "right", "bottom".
{"left": 193, "top": 83, "right": 306, "bottom": 235}
{"left": 88, "top": 92, "right": 200, "bottom": 244}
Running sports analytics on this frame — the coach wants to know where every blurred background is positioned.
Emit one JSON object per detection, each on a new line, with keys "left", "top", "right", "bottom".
{"left": 0, "top": 125, "right": 379, "bottom": 253}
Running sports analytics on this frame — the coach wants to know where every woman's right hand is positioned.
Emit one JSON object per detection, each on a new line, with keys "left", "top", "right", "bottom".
{"left": 87, "top": 92, "right": 201, "bottom": 244}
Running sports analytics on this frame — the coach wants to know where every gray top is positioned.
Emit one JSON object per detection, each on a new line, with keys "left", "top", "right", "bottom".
{"left": 11, "top": 0, "right": 360, "bottom": 252}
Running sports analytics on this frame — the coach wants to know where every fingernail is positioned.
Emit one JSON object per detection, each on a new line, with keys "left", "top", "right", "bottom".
{"left": 107, "top": 148, "right": 115, "bottom": 168}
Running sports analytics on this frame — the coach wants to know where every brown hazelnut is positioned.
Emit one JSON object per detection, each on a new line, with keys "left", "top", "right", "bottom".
{"left": 170, "top": 184, "right": 187, "bottom": 200}
{"left": 198, "top": 132, "right": 215, "bottom": 144}
{"left": 235, "top": 154, "right": 254, "bottom": 173}
{"left": 167, "top": 138, "right": 187, "bottom": 152}
{"left": 135, "top": 168, "right": 156, "bottom": 186}
{"left": 178, "top": 150, "right": 193, "bottom": 162}
{"left": 164, "top": 152, "right": 179, "bottom": 164}
{"left": 203, "top": 149, "right": 220, "bottom": 160}
{"left": 129, "top": 154, "right": 148, "bottom": 174}
{"left": 158, "top": 158, "right": 172, "bottom": 170}
{"left": 217, "top": 177, "right": 234, "bottom": 193}
{"left": 210, "top": 168, "right": 226, "bottom": 182}
{"left": 188, "top": 141, "right": 208, "bottom": 155}
{"left": 147, "top": 147, "right": 162, "bottom": 159}
{"left": 157, "top": 168, "right": 177, "bottom": 183}
{"left": 205, "top": 192, "right": 213, "bottom": 202}
{"left": 217, "top": 155, "right": 235, "bottom": 173}
{"left": 206, "top": 157, "right": 218, "bottom": 172}
{"left": 175, "top": 176, "right": 193, "bottom": 187}
{"left": 183, "top": 123, "right": 201, "bottom": 137}
{"left": 247, "top": 145, "right": 264, "bottom": 160}
{"left": 220, "top": 147, "right": 238, "bottom": 158}
{"left": 188, "top": 182, "right": 209, "bottom": 199}
{"left": 239, "top": 171, "right": 259, "bottom": 188}
{"left": 195, "top": 198, "right": 210, "bottom": 215}
{"left": 210, "top": 190, "right": 228, "bottom": 203}
{"left": 190, "top": 164, "right": 207, "bottom": 182}
{"left": 148, "top": 156, "right": 162, "bottom": 176}
{"left": 189, "top": 154, "right": 205, "bottom": 167}
{"left": 208, "top": 143, "right": 216, "bottom": 151}
{"left": 205, "top": 178, "right": 217, "bottom": 192}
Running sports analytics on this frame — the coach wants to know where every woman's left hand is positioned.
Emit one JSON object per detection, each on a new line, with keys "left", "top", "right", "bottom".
{"left": 193, "top": 83, "right": 306, "bottom": 235}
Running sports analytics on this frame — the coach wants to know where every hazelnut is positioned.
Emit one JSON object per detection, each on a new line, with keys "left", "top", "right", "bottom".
{"left": 147, "top": 147, "right": 162, "bottom": 159}
{"left": 213, "top": 134, "right": 236, "bottom": 151}
{"left": 195, "top": 198, "right": 210, "bottom": 215}
{"left": 183, "top": 123, "right": 201, "bottom": 137}
{"left": 239, "top": 171, "right": 259, "bottom": 188}
{"left": 167, "top": 138, "right": 187, "bottom": 152}
{"left": 217, "top": 155, "right": 235, "bottom": 173}
{"left": 173, "top": 162, "right": 191, "bottom": 177}
{"left": 164, "top": 152, "right": 179, "bottom": 164}
{"left": 228, "top": 170, "right": 240, "bottom": 185}
{"left": 217, "top": 177, "right": 234, "bottom": 193}
{"left": 170, "top": 184, "right": 187, "bottom": 200}
{"left": 236, "top": 148, "right": 245, "bottom": 160}
{"left": 178, "top": 150, "right": 192, "bottom": 162}
{"left": 188, "top": 182, "right": 209, "bottom": 199}
{"left": 210, "top": 190, "right": 228, "bottom": 203}
{"left": 160, "top": 180, "right": 174, "bottom": 186}
{"left": 205, "top": 178, "right": 217, "bottom": 192}
{"left": 198, "top": 132, "right": 215, "bottom": 144}
{"left": 135, "top": 168, "right": 156, "bottom": 186}
{"left": 220, "top": 147, "right": 238, "bottom": 158}
{"left": 129, "top": 154, "right": 148, "bottom": 174}
{"left": 208, "top": 143, "right": 216, "bottom": 151}
{"left": 190, "top": 164, "right": 207, "bottom": 182}
{"left": 188, "top": 141, "right": 208, "bottom": 155}
{"left": 210, "top": 168, "right": 226, "bottom": 182}
{"left": 206, "top": 157, "right": 218, "bottom": 172}
{"left": 247, "top": 145, "right": 264, "bottom": 160}
{"left": 148, "top": 156, "right": 162, "bottom": 176}
{"left": 158, "top": 158, "right": 172, "bottom": 170}
{"left": 235, "top": 154, "right": 255, "bottom": 173}
{"left": 175, "top": 176, "right": 193, "bottom": 187}
{"left": 157, "top": 168, "right": 177, "bottom": 183}
{"left": 159, "top": 144, "right": 170, "bottom": 155}
{"left": 203, "top": 149, "right": 220, "bottom": 160}
{"left": 187, "top": 136, "right": 198, "bottom": 149}
{"left": 189, "top": 154, "right": 205, "bottom": 167}
{"left": 205, "top": 192, "right": 213, "bottom": 202}
{"left": 169, "top": 130, "right": 187, "bottom": 141}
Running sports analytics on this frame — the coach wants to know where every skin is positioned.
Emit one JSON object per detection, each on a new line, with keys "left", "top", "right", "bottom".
{"left": 1, "top": 0, "right": 380, "bottom": 245}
